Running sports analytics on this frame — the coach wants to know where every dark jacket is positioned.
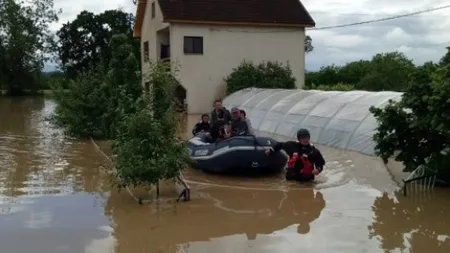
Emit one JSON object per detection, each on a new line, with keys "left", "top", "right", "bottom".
{"left": 270, "top": 141, "right": 325, "bottom": 172}
{"left": 192, "top": 122, "right": 211, "bottom": 136}
{"left": 231, "top": 119, "right": 250, "bottom": 136}
{"left": 210, "top": 108, "right": 231, "bottom": 125}
{"left": 210, "top": 119, "right": 227, "bottom": 142}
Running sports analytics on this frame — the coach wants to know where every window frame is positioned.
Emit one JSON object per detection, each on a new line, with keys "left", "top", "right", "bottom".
{"left": 151, "top": 2, "right": 155, "bottom": 18}
{"left": 183, "top": 36, "right": 203, "bottom": 55}
{"left": 143, "top": 41, "right": 149, "bottom": 62}
{"left": 144, "top": 82, "right": 150, "bottom": 93}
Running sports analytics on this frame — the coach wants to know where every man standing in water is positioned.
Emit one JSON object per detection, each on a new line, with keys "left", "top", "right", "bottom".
{"left": 265, "top": 129, "right": 325, "bottom": 182}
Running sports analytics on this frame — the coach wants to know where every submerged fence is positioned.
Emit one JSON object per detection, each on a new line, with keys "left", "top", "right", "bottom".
{"left": 403, "top": 165, "right": 437, "bottom": 197}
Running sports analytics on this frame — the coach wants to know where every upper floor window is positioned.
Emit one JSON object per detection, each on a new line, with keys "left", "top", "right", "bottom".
{"left": 151, "top": 2, "right": 155, "bottom": 19}
{"left": 183, "top": 36, "right": 203, "bottom": 54}
{"left": 143, "top": 41, "right": 149, "bottom": 62}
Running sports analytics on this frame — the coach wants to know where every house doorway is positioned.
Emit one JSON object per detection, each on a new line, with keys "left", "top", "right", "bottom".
{"left": 174, "top": 84, "right": 187, "bottom": 112}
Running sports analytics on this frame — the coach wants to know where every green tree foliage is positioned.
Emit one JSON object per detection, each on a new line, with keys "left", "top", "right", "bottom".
{"left": 305, "top": 35, "right": 313, "bottom": 53}
{"left": 112, "top": 62, "right": 190, "bottom": 188}
{"left": 440, "top": 46, "right": 450, "bottom": 66}
{"left": 305, "top": 52, "right": 416, "bottom": 91}
{"left": 0, "top": 0, "right": 59, "bottom": 95}
{"left": 225, "top": 60, "right": 296, "bottom": 94}
{"left": 52, "top": 34, "right": 142, "bottom": 139}
{"left": 369, "top": 48, "right": 450, "bottom": 181}
{"left": 57, "top": 9, "right": 139, "bottom": 79}
{"left": 305, "top": 83, "right": 355, "bottom": 91}
{"left": 52, "top": 66, "right": 110, "bottom": 138}
{"left": 40, "top": 71, "right": 65, "bottom": 90}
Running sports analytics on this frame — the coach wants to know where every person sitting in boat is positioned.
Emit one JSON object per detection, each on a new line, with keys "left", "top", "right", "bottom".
{"left": 192, "top": 114, "right": 211, "bottom": 136}
{"left": 216, "top": 124, "right": 231, "bottom": 142}
{"left": 265, "top": 129, "right": 325, "bottom": 182}
{"left": 239, "top": 109, "right": 254, "bottom": 135}
{"left": 210, "top": 99, "right": 231, "bottom": 125}
{"left": 230, "top": 107, "right": 251, "bottom": 136}
{"left": 210, "top": 109, "right": 228, "bottom": 142}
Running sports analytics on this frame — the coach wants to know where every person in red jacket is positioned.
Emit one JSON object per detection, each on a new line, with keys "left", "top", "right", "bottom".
{"left": 265, "top": 129, "right": 325, "bottom": 182}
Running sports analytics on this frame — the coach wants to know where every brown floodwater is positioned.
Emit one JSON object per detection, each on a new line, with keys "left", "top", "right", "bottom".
{"left": 0, "top": 97, "right": 450, "bottom": 253}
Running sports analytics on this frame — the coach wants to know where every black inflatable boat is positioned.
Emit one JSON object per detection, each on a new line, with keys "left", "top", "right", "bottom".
{"left": 187, "top": 135, "right": 287, "bottom": 174}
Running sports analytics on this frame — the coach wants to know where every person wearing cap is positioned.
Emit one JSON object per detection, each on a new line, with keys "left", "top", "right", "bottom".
{"left": 265, "top": 128, "right": 325, "bottom": 182}
{"left": 192, "top": 114, "right": 211, "bottom": 136}
{"left": 230, "top": 107, "right": 251, "bottom": 136}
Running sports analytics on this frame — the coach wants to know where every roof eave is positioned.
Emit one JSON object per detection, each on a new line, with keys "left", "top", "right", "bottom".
{"left": 163, "top": 19, "right": 315, "bottom": 28}
{"left": 133, "top": 0, "right": 148, "bottom": 38}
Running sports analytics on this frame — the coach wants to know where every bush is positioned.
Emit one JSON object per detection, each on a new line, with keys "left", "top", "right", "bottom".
{"left": 225, "top": 60, "right": 296, "bottom": 94}
{"left": 305, "top": 83, "right": 355, "bottom": 91}
{"left": 51, "top": 34, "right": 142, "bottom": 139}
{"left": 112, "top": 62, "right": 191, "bottom": 188}
{"left": 369, "top": 64, "right": 450, "bottom": 182}
{"left": 51, "top": 67, "right": 111, "bottom": 138}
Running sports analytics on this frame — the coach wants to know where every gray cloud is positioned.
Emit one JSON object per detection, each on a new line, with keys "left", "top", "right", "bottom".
{"left": 43, "top": 0, "right": 450, "bottom": 71}
{"left": 304, "top": 0, "right": 450, "bottom": 70}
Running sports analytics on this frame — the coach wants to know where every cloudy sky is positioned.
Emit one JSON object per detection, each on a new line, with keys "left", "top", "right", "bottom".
{"left": 47, "top": 0, "right": 450, "bottom": 71}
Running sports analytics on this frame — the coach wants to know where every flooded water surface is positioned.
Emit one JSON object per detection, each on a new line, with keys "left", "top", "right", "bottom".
{"left": 1, "top": 97, "right": 450, "bottom": 253}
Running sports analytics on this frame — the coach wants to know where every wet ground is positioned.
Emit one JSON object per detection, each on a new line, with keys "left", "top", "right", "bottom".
{"left": 1, "top": 97, "right": 450, "bottom": 253}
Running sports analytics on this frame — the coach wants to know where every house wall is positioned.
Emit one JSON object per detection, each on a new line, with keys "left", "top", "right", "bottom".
{"left": 140, "top": 0, "right": 168, "bottom": 82}
{"left": 170, "top": 23, "right": 306, "bottom": 114}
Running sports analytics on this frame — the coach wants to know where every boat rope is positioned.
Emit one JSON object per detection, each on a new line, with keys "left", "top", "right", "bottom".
{"left": 183, "top": 179, "right": 313, "bottom": 192}
{"left": 90, "top": 137, "right": 181, "bottom": 204}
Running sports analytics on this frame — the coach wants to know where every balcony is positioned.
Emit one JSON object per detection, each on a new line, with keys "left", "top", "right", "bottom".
{"left": 157, "top": 27, "right": 170, "bottom": 71}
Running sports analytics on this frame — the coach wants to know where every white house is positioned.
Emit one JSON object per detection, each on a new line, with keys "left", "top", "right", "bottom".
{"left": 133, "top": 0, "right": 315, "bottom": 114}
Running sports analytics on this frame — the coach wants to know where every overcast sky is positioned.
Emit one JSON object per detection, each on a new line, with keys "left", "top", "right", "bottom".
{"left": 45, "top": 0, "right": 450, "bottom": 71}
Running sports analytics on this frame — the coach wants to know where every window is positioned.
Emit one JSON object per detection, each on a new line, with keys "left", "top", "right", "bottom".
{"left": 183, "top": 36, "right": 203, "bottom": 54}
{"left": 143, "top": 41, "right": 149, "bottom": 62}
{"left": 151, "top": 2, "right": 155, "bottom": 19}
{"left": 144, "top": 82, "right": 150, "bottom": 93}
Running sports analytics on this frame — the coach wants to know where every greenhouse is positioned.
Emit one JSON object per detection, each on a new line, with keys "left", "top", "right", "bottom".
{"left": 223, "top": 88, "right": 403, "bottom": 156}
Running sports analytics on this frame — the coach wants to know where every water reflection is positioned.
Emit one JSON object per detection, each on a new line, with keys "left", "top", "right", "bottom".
{"left": 369, "top": 190, "right": 450, "bottom": 252}
{"left": 105, "top": 185, "right": 325, "bottom": 253}
{"left": 0, "top": 97, "right": 113, "bottom": 253}
{"left": 0, "top": 193, "right": 112, "bottom": 253}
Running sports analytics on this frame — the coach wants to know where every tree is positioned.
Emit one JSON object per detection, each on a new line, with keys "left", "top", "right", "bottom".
{"left": 305, "top": 51, "right": 416, "bottom": 92}
{"left": 52, "top": 34, "right": 142, "bottom": 139}
{"left": 357, "top": 52, "right": 415, "bottom": 91}
{"left": 305, "top": 35, "right": 313, "bottom": 53}
{"left": 338, "top": 60, "right": 372, "bottom": 84}
{"left": 439, "top": 46, "right": 450, "bottom": 66}
{"left": 57, "top": 10, "right": 139, "bottom": 79}
{"left": 0, "top": 0, "right": 59, "bottom": 95}
{"left": 369, "top": 62, "right": 450, "bottom": 181}
{"left": 410, "top": 61, "right": 439, "bottom": 86}
{"left": 112, "top": 62, "right": 191, "bottom": 188}
{"left": 305, "top": 65, "right": 342, "bottom": 87}
{"left": 225, "top": 60, "right": 296, "bottom": 94}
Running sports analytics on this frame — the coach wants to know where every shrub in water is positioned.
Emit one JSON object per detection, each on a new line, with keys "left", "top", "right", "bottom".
{"left": 370, "top": 64, "right": 450, "bottom": 182}
{"left": 112, "top": 62, "right": 191, "bottom": 188}
{"left": 52, "top": 34, "right": 142, "bottom": 139}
